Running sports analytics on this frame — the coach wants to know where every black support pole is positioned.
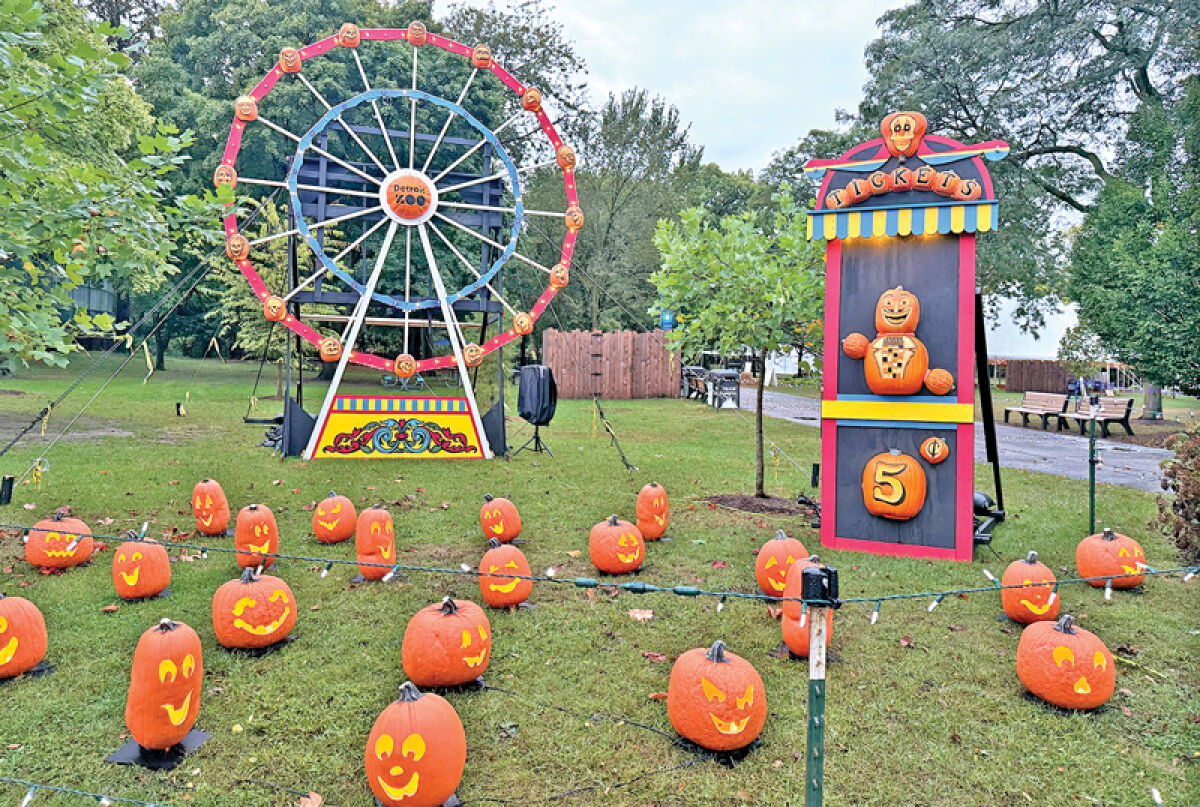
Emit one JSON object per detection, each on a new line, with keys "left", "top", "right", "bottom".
{"left": 975, "top": 290, "right": 1004, "bottom": 514}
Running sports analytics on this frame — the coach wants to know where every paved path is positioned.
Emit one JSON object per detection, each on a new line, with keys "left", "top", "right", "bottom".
{"left": 740, "top": 389, "right": 1171, "bottom": 493}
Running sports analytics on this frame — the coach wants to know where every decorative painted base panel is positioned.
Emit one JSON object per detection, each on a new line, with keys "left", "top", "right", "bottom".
{"left": 310, "top": 396, "right": 485, "bottom": 458}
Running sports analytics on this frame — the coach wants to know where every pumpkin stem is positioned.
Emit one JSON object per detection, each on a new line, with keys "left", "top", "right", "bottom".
{"left": 1102, "top": 527, "right": 1115, "bottom": 540}
{"left": 608, "top": 514, "right": 620, "bottom": 526}
{"left": 483, "top": 494, "right": 495, "bottom": 503}
{"left": 155, "top": 618, "right": 178, "bottom": 632}
{"left": 248, "top": 503, "right": 259, "bottom": 512}
{"left": 806, "top": 554, "right": 820, "bottom": 563}
{"left": 328, "top": 491, "right": 338, "bottom": 499}
{"left": 486, "top": 538, "right": 502, "bottom": 550}
{"left": 240, "top": 567, "right": 258, "bottom": 584}
{"left": 439, "top": 596, "right": 459, "bottom": 615}
{"left": 397, "top": 681, "right": 424, "bottom": 702}
{"left": 888, "top": 448, "right": 902, "bottom": 456}
{"left": 773, "top": 529, "right": 788, "bottom": 541}
{"left": 705, "top": 640, "right": 730, "bottom": 663}
{"left": 51, "top": 508, "right": 67, "bottom": 522}
{"left": 1025, "top": 550, "right": 1039, "bottom": 564}
{"left": 1054, "top": 614, "right": 1077, "bottom": 634}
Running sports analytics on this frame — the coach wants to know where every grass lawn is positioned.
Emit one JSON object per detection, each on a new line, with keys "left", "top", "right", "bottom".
{"left": 0, "top": 357, "right": 1196, "bottom": 806}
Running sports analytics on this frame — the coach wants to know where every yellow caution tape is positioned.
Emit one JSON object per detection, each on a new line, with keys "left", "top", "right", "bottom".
{"left": 40, "top": 402, "right": 52, "bottom": 437}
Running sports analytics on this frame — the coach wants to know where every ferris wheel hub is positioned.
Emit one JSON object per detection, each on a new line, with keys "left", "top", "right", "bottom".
{"left": 379, "top": 168, "right": 438, "bottom": 226}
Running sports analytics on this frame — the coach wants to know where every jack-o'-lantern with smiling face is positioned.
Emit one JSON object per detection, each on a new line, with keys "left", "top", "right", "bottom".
{"left": 521, "top": 87, "right": 542, "bottom": 112}
{"left": 754, "top": 530, "right": 809, "bottom": 596}
{"left": 211, "top": 568, "right": 296, "bottom": 649}
{"left": 478, "top": 539, "right": 532, "bottom": 608}
{"left": 278, "top": 47, "right": 302, "bottom": 73}
{"left": 549, "top": 262, "right": 569, "bottom": 289}
{"left": 407, "top": 21, "right": 428, "bottom": 47}
{"left": 366, "top": 682, "right": 467, "bottom": 807}
{"left": 125, "top": 618, "right": 203, "bottom": 750}
{"left": 471, "top": 43, "right": 492, "bottom": 69}
{"left": 512, "top": 312, "right": 533, "bottom": 335}
{"left": 394, "top": 353, "right": 416, "bottom": 378}
{"left": 356, "top": 506, "right": 395, "bottom": 580}
{"left": 841, "top": 286, "right": 955, "bottom": 396}
{"left": 564, "top": 204, "right": 584, "bottom": 231}
{"left": 213, "top": 164, "right": 238, "bottom": 189}
{"left": 26, "top": 510, "right": 93, "bottom": 569}
{"left": 1016, "top": 614, "right": 1114, "bottom": 710}
{"left": 312, "top": 491, "right": 356, "bottom": 544}
{"left": 668, "top": 640, "right": 767, "bottom": 751}
{"left": 262, "top": 295, "right": 286, "bottom": 322}
{"left": 226, "top": 233, "right": 250, "bottom": 262}
{"left": 556, "top": 144, "right": 576, "bottom": 170}
{"left": 0, "top": 594, "right": 47, "bottom": 679}
{"left": 462, "top": 343, "right": 484, "bottom": 367}
{"left": 112, "top": 536, "right": 171, "bottom": 600}
{"left": 881, "top": 111, "right": 928, "bottom": 158}
{"left": 479, "top": 494, "right": 521, "bottom": 542}
{"left": 402, "top": 598, "right": 492, "bottom": 686}
{"left": 337, "top": 22, "right": 360, "bottom": 48}
{"left": 234, "top": 503, "right": 278, "bottom": 570}
{"left": 192, "top": 478, "right": 230, "bottom": 536}
{"left": 635, "top": 481, "right": 670, "bottom": 540}
{"left": 1001, "top": 551, "right": 1060, "bottom": 623}
{"left": 589, "top": 515, "right": 645, "bottom": 573}
{"left": 234, "top": 95, "right": 258, "bottom": 122}
{"left": 1076, "top": 528, "right": 1146, "bottom": 588}
{"left": 318, "top": 337, "right": 342, "bottom": 363}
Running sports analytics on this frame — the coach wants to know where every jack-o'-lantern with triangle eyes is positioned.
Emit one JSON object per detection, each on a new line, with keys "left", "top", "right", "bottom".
{"left": 26, "top": 510, "right": 93, "bottom": 569}
{"left": 635, "top": 481, "right": 670, "bottom": 540}
{"left": 521, "top": 87, "right": 542, "bottom": 112}
{"left": 668, "top": 640, "right": 767, "bottom": 751}
{"left": 402, "top": 598, "right": 492, "bottom": 686}
{"left": 471, "top": 43, "right": 492, "bottom": 69}
{"left": 480, "top": 494, "right": 521, "bottom": 542}
{"left": 312, "top": 491, "right": 356, "bottom": 544}
{"left": 478, "top": 539, "right": 532, "bottom": 608}
{"left": 841, "top": 286, "right": 954, "bottom": 396}
{"left": 337, "top": 22, "right": 360, "bottom": 48}
{"left": 881, "top": 111, "right": 928, "bottom": 158}
{"left": 318, "top": 337, "right": 342, "bottom": 363}
{"left": 589, "top": 515, "right": 644, "bottom": 573}
{"left": 0, "top": 593, "right": 47, "bottom": 679}
{"left": 1016, "top": 614, "right": 1114, "bottom": 710}
{"left": 1001, "top": 551, "right": 1059, "bottom": 623}
{"left": 112, "top": 536, "right": 171, "bottom": 600}
{"left": 754, "top": 530, "right": 809, "bottom": 596}
{"left": 192, "top": 478, "right": 230, "bottom": 536}
{"left": 366, "top": 682, "right": 467, "bottom": 807}
{"left": 279, "top": 47, "right": 302, "bottom": 73}
{"left": 407, "top": 21, "right": 428, "bottom": 47}
{"left": 263, "top": 295, "right": 286, "bottom": 322}
{"left": 125, "top": 618, "right": 203, "bottom": 750}
{"left": 234, "top": 503, "right": 278, "bottom": 570}
{"left": 1076, "top": 528, "right": 1145, "bottom": 588}
{"left": 211, "top": 568, "right": 296, "bottom": 649}
{"left": 861, "top": 450, "right": 927, "bottom": 521}
{"left": 356, "top": 506, "right": 395, "bottom": 580}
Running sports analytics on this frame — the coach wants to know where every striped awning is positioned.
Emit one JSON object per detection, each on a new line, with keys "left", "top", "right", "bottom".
{"left": 806, "top": 201, "right": 998, "bottom": 241}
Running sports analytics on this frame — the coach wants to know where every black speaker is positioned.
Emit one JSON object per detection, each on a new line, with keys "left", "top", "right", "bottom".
{"left": 517, "top": 365, "right": 557, "bottom": 426}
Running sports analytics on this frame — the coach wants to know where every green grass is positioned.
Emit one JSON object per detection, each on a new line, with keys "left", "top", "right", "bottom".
{"left": 0, "top": 357, "right": 1196, "bottom": 806}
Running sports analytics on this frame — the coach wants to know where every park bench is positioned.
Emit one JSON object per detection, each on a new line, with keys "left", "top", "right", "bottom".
{"left": 1057, "top": 397, "right": 1135, "bottom": 437}
{"left": 1002, "top": 391, "right": 1069, "bottom": 429}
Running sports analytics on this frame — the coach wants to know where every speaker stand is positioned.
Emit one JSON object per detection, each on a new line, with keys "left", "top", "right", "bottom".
{"left": 513, "top": 425, "right": 554, "bottom": 457}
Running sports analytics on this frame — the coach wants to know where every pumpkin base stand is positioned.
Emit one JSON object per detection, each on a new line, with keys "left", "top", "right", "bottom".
{"left": 105, "top": 729, "right": 211, "bottom": 771}
{"left": 0, "top": 661, "right": 54, "bottom": 683}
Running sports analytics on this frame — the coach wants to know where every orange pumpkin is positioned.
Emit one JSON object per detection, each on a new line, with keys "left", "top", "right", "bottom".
{"left": 861, "top": 334, "right": 932, "bottom": 395}
{"left": 226, "top": 234, "right": 250, "bottom": 261}
{"left": 874, "top": 286, "right": 920, "bottom": 334}
{"left": 841, "top": 332, "right": 870, "bottom": 359}
{"left": 0, "top": 593, "right": 47, "bottom": 679}
{"left": 635, "top": 482, "right": 670, "bottom": 540}
{"left": 780, "top": 555, "right": 824, "bottom": 621}
{"left": 881, "top": 111, "right": 927, "bottom": 158}
{"left": 401, "top": 598, "right": 491, "bottom": 686}
{"left": 754, "top": 530, "right": 809, "bottom": 596}
{"left": 588, "top": 515, "right": 645, "bottom": 573}
{"left": 845, "top": 178, "right": 871, "bottom": 204}
{"left": 549, "top": 262, "right": 569, "bottom": 289}
{"left": 556, "top": 145, "right": 576, "bottom": 170}
{"left": 478, "top": 539, "right": 533, "bottom": 608}
{"left": 1016, "top": 615, "right": 1114, "bottom": 710}
{"left": 366, "top": 682, "right": 467, "bottom": 807}
{"left": 891, "top": 165, "right": 914, "bottom": 191}
{"left": 912, "top": 164, "right": 937, "bottom": 191}
{"left": 667, "top": 640, "right": 767, "bottom": 751}
{"left": 337, "top": 22, "right": 360, "bottom": 48}
{"left": 279, "top": 47, "right": 302, "bottom": 73}
{"left": 112, "top": 537, "right": 171, "bottom": 600}
{"left": 1001, "top": 551, "right": 1060, "bottom": 623}
{"left": 1076, "top": 528, "right": 1145, "bottom": 588}
{"left": 211, "top": 568, "right": 296, "bottom": 649}
{"left": 781, "top": 608, "right": 834, "bottom": 658}
{"left": 825, "top": 188, "right": 850, "bottom": 209}
{"left": 356, "top": 506, "right": 395, "bottom": 580}
{"left": 867, "top": 170, "right": 894, "bottom": 195}
{"left": 125, "top": 618, "right": 203, "bottom": 750}
{"left": 918, "top": 436, "right": 950, "bottom": 465}
{"left": 924, "top": 368, "right": 955, "bottom": 396}
{"left": 471, "top": 43, "right": 492, "bottom": 69}
{"left": 861, "top": 450, "right": 927, "bottom": 521}
{"left": 263, "top": 295, "right": 286, "bottom": 321}
{"left": 234, "top": 504, "right": 278, "bottom": 570}
{"left": 312, "top": 491, "right": 356, "bottom": 544}
{"left": 932, "top": 170, "right": 962, "bottom": 197}
{"left": 407, "top": 21, "right": 428, "bottom": 47}
{"left": 521, "top": 87, "right": 542, "bottom": 112}
{"left": 26, "top": 510, "right": 92, "bottom": 569}
{"left": 479, "top": 494, "right": 521, "bottom": 543}
{"left": 953, "top": 178, "right": 982, "bottom": 201}
{"left": 192, "top": 478, "right": 230, "bottom": 536}
{"left": 318, "top": 337, "right": 342, "bottom": 363}
{"left": 565, "top": 205, "right": 584, "bottom": 231}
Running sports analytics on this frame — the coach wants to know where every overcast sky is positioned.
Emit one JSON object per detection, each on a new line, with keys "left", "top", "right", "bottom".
{"left": 458, "top": 0, "right": 905, "bottom": 173}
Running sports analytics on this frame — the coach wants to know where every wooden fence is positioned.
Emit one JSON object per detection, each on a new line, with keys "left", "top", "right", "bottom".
{"left": 541, "top": 329, "right": 681, "bottom": 399}
{"left": 1003, "top": 360, "right": 1071, "bottom": 394}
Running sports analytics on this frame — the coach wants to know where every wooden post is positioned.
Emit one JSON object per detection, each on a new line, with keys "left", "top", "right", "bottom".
{"left": 801, "top": 566, "right": 830, "bottom": 807}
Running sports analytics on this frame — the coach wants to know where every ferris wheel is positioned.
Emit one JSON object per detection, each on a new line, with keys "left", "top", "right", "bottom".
{"left": 216, "top": 21, "right": 581, "bottom": 459}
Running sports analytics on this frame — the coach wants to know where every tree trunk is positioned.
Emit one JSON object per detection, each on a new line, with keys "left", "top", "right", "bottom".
{"left": 318, "top": 361, "right": 336, "bottom": 382}
{"left": 755, "top": 348, "right": 766, "bottom": 498}
{"left": 589, "top": 282, "right": 601, "bottom": 331}
{"left": 154, "top": 328, "right": 169, "bottom": 371}
{"left": 275, "top": 360, "right": 284, "bottom": 399}
{"left": 1142, "top": 383, "right": 1163, "bottom": 420}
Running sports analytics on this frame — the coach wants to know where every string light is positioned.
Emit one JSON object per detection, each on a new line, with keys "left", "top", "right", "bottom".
{"left": 928, "top": 594, "right": 944, "bottom": 612}
{"left": 870, "top": 600, "right": 882, "bottom": 625}
{"left": 1104, "top": 579, "right": 1113, "bottom": 601}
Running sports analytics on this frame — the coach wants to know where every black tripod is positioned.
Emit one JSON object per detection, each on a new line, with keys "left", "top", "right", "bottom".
{"left": 513, "top": 424, "right": 553, "bottom": 457}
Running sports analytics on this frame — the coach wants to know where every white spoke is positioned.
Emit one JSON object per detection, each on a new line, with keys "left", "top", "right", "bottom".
{"left": 440, "top": 201, "right": 564, "bottom": 218}
{"left": 352, "top": 50, "right": 401, "bottom": 171}
{"left": 249, "top": 205, "right": 383, "bottom": 246}
{"left": 331, "top": 215, "right": 389, "bottom": 262}
{"left": 404, "top": 228, "right": 412, "bottom": 352}
{"left": 433, "top": 212, "right": 551, "bottom": 273}
{"left": 428, "top": 222, "right": 518, "bottom": 317}
{"left": 431, "top": 113, "right": 521, "bottom": 183}
{"left": 438, "top": 159, "right": 554, "bottom": 194}
{"left": 422, "top": 69, "right": 477, "bottom": 174}
{"left": 295, "top": 73, "right": 389, "bottom": 174}
{"left": 238, "top": 177, "right": 378, "bottom": 199}
{"left": 409, "top": 47, "right": 418, "bottom": 170}
{"left": 260, "top": 116, "right": 383, "bottom": 185}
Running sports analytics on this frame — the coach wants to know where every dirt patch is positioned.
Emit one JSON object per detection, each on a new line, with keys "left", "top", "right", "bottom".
{"left": 0, "top": 389, "right": 25, "bottom": 396}
{"left": 0, "top": 411, "right": 133, "bottom": 443}
{"left": 705, "top": 494, "right": 816, "bottom": 517}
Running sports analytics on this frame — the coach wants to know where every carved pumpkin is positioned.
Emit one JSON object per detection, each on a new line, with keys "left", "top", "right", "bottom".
{"left": 845, "top": 178, "right": 871, "bottom": 204}
{"left": 891, "top": 166, "right": 914, "bottom": 191}
{"left": 824, "top": 188, "right": 850, "bottom": 209}
{"left": 862, "top": 333, "right": 930, "bottom": 396}
{"left": 918, "top": 436, "right": 950, "bottom": 465}
{"left": 556, "top": 144, "right": 576, "bottom": 170}
{"left": 478, "top": 539, "right": 532, "bottom": 608}
{"left": 471, "top": 43, "right": 492, "bottom": 69}
{"left": 0, "top": 594, "right": 47, "bottom": 679}
{"left": 394, "top": 353, "right": 417, "bottom": 378}
{"left": 861, "top": 450, "right": 926, "bottom": 521}
{"left": 522, "top": 87, "right": 542, "bottom": 112}
{"left": 867, "top": 170, "right": 893, "bottom": 195}
{"left": 565, "top": 205, "right": 584, "bottom": 231}
{"left": 125, "top": 618, "right": 203, "bottom": 750}
{"left": 1001, "top": 551, "right": 1059, "bottom": 624}
{"left": 313, "top": 491, "right": 356, "bottom": 544}
{"left": 407, "top": 21, "right": 428, "bottom": 47}
{"left": 480, "top": 494, "right": 521, "bottom": 543}
{"left": 318, "top": 337, "right": 342, "bottom": 363}
{"left": 402, "top": 598, "right": 491, "bottom": 686}
{"left": 667, "top": 640, "right": 767, "bottom": 751}
{"left": 234, "top": 504, "right": 278, "bottom": 570}
{"left": 337, "top": 22, "right": 360, "bottom": 48}
{"left": 462, "top": 343, "right": 484, "bottom": 368}
{"left": 781, "top": 609, "right": 834, "bottom": 658}
{"left": 549, "top": 262, "right": 569, "bottom": 289}
{"left": 881, "top": 111, "right": 927, "bottom": 158}
{"left": 932, "top": 170, "right": 962, "bottom": 197}
{"left": 213, "top": 164, "right": 237, "bottom": 189}
{"left": 26, "top": 510, "right": 92, "bottom": 569}
{"left": 912, "top": 165, "right": 937, "bottom": 191}
{"left": 512, "top": 312, "right": 533, "bottom": 335}
{"left": 1076, "top": 528, "right": 1145, "bottom": 588}
{"left": 366, "top": 682, "right": 467, "bottom": 807}
{"left": 875, "top": 286, "right": 919, "bottom": 334}
{"left": 1016, "top": 615, "right": 1114, "bottom": 710}
{"left": 112, "top": 537, "right": 171, "bottom": 600}
{"left": 780, "top": 555, "right": 824, "bottom": 621}
{"left": 589, "top": 515, "right": 645, "bottom": 573}
{"left": 953, "top": 178, "right": 982, "bottom": 201}
{"left": 234, "top": 95, "right": 258, "bottom": 122}
{"left": 226, "top": 234, "right": 250, "bottom": 261}
{"left": 212, "top": 568, "right": 296, "bottom": 649}
{"left": 754, "top": 530, "right": 809, "bottom": 596}
{"left": 279, "top": 47, "right": 302, "bottom": 74}
{"left": 635, "top": 482, "right": 669, "bottom": 540}
{"left": 356, "top": 506, "right": 395, "bottom": 580}
{"left": 192, "top": 478, "right": 230, "bottom": 536}
{"left": 263, "top": 295, "right": 286, "bottom": 322}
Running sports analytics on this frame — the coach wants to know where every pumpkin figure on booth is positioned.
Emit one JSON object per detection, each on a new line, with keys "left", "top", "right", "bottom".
{"left": 754, "top": 530, "right": 809, "bottom": 596}
{"left": 26, "top": 509, "right": 93, "bottom": 569}
{"left": 1076, "top": 527, "right": 1146, "bottom": 589}
{"left": 667, "top": 640, "right": 767, "bottom": 751}
{"left": 212, "top": 568, "right": 296, "bottom": 649}
{"left": 192, "top": 478, "right": 230, "bottom": 536}
{"left": 861, "top": 449, "right": 927, "bottom": 521}
{"left": 366, "top": 682, "right": 467, "bottom": 807}
{"left": 112, "top": 534, "right": 171, "bottom": 600}
{"left": 402, "top": 598, "right": 491, "bottom": 686}
{"left": 356, "top": 506, "right": 395, "bottom": 580}
{"left": 125, "top": 618, "right": 203, "bottom": 750}
{"left": 478, "top": 539, "right": 532, "bottom": 608}
{"left": 1016, "top": 614, "right": 1114, "bottom": 710}
{"left": 479, "top": 494, "right": 521, "bottom": 542}
{"left": 312, "top": 491, "right": 356, "bottom": 544}
{"left": 234, "top": 504, "right": 278, "bottom": 570}
{"left": 1001, "top": 551, "right": 1059, "bottom": 623}
{"left": 0, "top": 593, "right": 48, "bottom": 679}
{"left": 842, "top": 286, "right": 954, "bottom": 396}
{"left": 635, "top": 482, "right": 669, "bottom": 540}
{"left": 589, "top": 515, "right": 645, "bottom": 573}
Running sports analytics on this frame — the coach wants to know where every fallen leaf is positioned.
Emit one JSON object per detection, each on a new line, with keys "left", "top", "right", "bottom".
{"left": 97, "top": 517, "right": 115, "bottom": 526}
{"left": 302, "top": 501, "right": 316, "bottom": 511}
{"left": 899, "top": 636, "right": 915, "bottom": 648}
{"left": 291, "top": 488, "right": 300, "bottom": 494}
{"left": 295, "top": 792, "right": 323, "bottom": 807}
{"left": 628, "top": 609, "right": 653, "bottom": 623}
{"left": 168, "top": 480, "right": 180, "bottom": 486}
{"left": 1121, "top": 705, "right": 1132, "bottom": 717}
{"left": 1116, "top": 643, "right": 1141, "bottom": 657}
{"left": 949, "top": 733, "right": 962, "bottom": 744}
{"left": 641, "top": 651, "right": 667, "bottom": 663}
{"left": 272, "top": 480, "right": 283, "bottom": 486}
{"left": 309, "top": 606, "right": 320, "bottom": 611}
{"left": 101, "top": 604, "right": 119, "bottom": 613}
{"left": 2, "top": 566, "right": 11, "bottom": 574}
{"left": 566, "top": 550, "right": 581, "bottom": 558}
{"left": 711, "top": 561, "right": 729, "bottom": 569}
{"left": 648, "top": 691, "right": 668, "bottom": 701}
{"left": 708, "top": 502, "right": 716, "bottom": 509}
{"left": 440, "top": 502, "right": 450, "bottom": 510}
{"left": 1119, "top": 688, "right": 1133, "bottom": 697}
{"left": 948, "top": 625, "right": 966, "bottom": 632}
{"left": 22, "top": 503, "right": 35, "bottom": 510}
{"left": 766, "top": 606, "right": 783, "bottom": 620}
